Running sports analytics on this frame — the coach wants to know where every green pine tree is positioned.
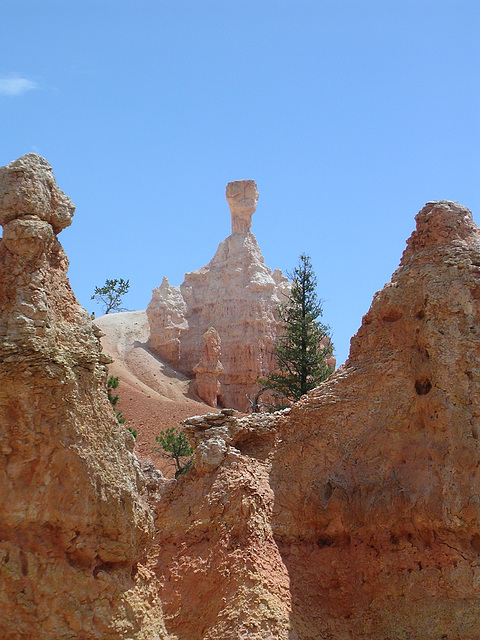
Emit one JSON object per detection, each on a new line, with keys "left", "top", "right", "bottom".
{"left": 263, "top": 253, "right": 334, "bottom": 403}
{"left": 91, "top": 278, "right": 130, "bottom": 314}
{"left": 153, "top": 427, "right": 193, "bottom": 478}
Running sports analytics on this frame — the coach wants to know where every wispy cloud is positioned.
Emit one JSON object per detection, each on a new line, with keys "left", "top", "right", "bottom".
{"left": 0, "top": 76, "right": 38, "bottom": 97}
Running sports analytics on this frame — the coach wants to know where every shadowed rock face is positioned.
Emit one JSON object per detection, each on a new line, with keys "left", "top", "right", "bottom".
{"left": 147, "top": 180, "right": 290, "bottom": 411}
{"left": 151, "top": 200, "right": 480, "bottom": 639}
{"left": 0, "top": 155, "right": 166, "bottom": 640}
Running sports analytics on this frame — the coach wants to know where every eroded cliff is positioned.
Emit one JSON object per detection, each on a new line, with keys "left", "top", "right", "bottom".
{"left": 3, "top": 154, "right": 480, "bottom": 640}
{"left": 0, "top": 155, "right": 167, "bottom": 639}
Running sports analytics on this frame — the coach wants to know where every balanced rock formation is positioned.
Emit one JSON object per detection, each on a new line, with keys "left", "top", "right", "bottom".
{"left": 0, "top": 155, "right": 166, "bottom": 640}
{"left": 147, "top": 179, "right": 290, "bottom": 411}
{"left": 151, "top": 200, "right": 480, "bottom": 639}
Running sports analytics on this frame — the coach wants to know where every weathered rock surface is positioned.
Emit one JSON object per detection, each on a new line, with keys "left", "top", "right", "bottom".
{"left": 150, "top": 200, "right": 480, "bottom": 639}
{"left": 151, "top": 409, "right": 290, "bottom": 640}
{"left": 262, "top": 201, "right": 480, "bottom": 638}
{"left": 147, "top": 179, "right": 290, "bottom": 411}
{"left": 0, "top": 155, "right": 167, "bottom": 640}
{"left": 193, "top": 327, "right": 224, "bottom": 407}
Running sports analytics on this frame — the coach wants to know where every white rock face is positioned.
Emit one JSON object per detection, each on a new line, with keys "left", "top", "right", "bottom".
{"left": 147, "top": 180, "right": 290, "bottom": 410}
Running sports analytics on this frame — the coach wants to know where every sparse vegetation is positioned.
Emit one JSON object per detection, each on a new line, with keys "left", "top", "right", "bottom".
{"left": 246, "top": 386, "right": 278, "bottom": 413}
{"left": 107, "top": 375, "right": 126, "bottom": 424}
{"left": 261, "top": 253, "right": 334, "bottom": 404}
{"left": 91, "top": 278, "right": 130, "bottom": 314}
{"left": 153, "top": 427, "right": 193, "bottom": 478}
{"left": 106, "top": 375, "right": 137, "bottom": 439}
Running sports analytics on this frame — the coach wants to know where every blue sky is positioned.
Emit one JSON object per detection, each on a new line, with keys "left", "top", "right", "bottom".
{"left": 1, "top": 1, "right": 479, "bottom": 365}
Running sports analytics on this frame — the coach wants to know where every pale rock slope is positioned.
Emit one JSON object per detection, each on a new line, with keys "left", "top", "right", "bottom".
{"left": 0, "top": 155, "right": 167, "bottom": 640}
{"left": 96, "top": 310, "right": 196, "bottom": 404}
{"left": 94, "top": 310, "right": 214, "bottom": 469}
{"left": 147, "top": 179, "right": 290, "bottom": 411}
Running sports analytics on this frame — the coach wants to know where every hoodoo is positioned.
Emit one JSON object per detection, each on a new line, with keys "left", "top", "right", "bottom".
{"left": 3, "top": 154, "right": 480, "bottom": 640}
{"left": 152, "top": 200, "right": 480, "bottom": 639}
{"left": 147, "top": 180, "right": 290, "bottom": 410}
{"left": 0, "top": 155, "right": 165, "bottom": 640}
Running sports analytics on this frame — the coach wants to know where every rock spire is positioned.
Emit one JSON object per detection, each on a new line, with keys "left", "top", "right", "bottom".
{"left": 150, "top": 200, "right": 480, "bottom": 639}
{"left": 193, "top": 327, "right": 224, "bottom": 407}
{"left": 147, "top": 180, "right": 290, "bottom": 410}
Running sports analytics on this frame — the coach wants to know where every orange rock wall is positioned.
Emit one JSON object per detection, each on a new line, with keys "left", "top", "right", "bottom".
{"left": 152, "top": 201, "right": 480, "bottom": 639}
{"left": 0, "top": 155, "right": 167, "bottom": 640}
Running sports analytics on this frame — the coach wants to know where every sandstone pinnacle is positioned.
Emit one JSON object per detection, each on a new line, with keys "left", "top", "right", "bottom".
{"left": 147, "top": 179, "right": 290, "bottom": 410}
{"left": 0, "top": 154, "right": 166, "bottom": 639}
{"left": 193, "top": 327, "right": 224, "bottom": 407}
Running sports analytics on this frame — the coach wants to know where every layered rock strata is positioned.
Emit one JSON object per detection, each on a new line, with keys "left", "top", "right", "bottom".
{"left": 147, "top": 180, "right": 290, "bottom": 411}
{"left": 0, "top": 155, "right": 167, "bottom": 640}
{"left": 151, "top": 201, "right": 480, "bottom": 639}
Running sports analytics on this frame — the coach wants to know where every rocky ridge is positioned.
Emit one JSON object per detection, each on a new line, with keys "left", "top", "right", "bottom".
{"left": 265, "top": 201, "right": 480, "bottom": 638}
{"left": 150, "top": 200, "right": 480, "bottom": 638}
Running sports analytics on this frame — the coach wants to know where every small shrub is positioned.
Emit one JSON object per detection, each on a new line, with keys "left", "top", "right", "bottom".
{"left": 107, "top": 375, "right": 126, "bottom": 424}
{"left": 153, "top": 427, "right": 193, "bottom": 478}
{"left": 106, "top": 375, "right": 135, "bottom": 441}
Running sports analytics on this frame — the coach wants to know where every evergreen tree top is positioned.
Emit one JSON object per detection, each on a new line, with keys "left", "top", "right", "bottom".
{"left": 262, "top": 253, "right": 334, "bottom": 404}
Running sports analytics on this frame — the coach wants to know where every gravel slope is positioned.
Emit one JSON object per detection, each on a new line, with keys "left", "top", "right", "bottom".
{"left": 95, "top": 311, "right": 215, "bottom": 476}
